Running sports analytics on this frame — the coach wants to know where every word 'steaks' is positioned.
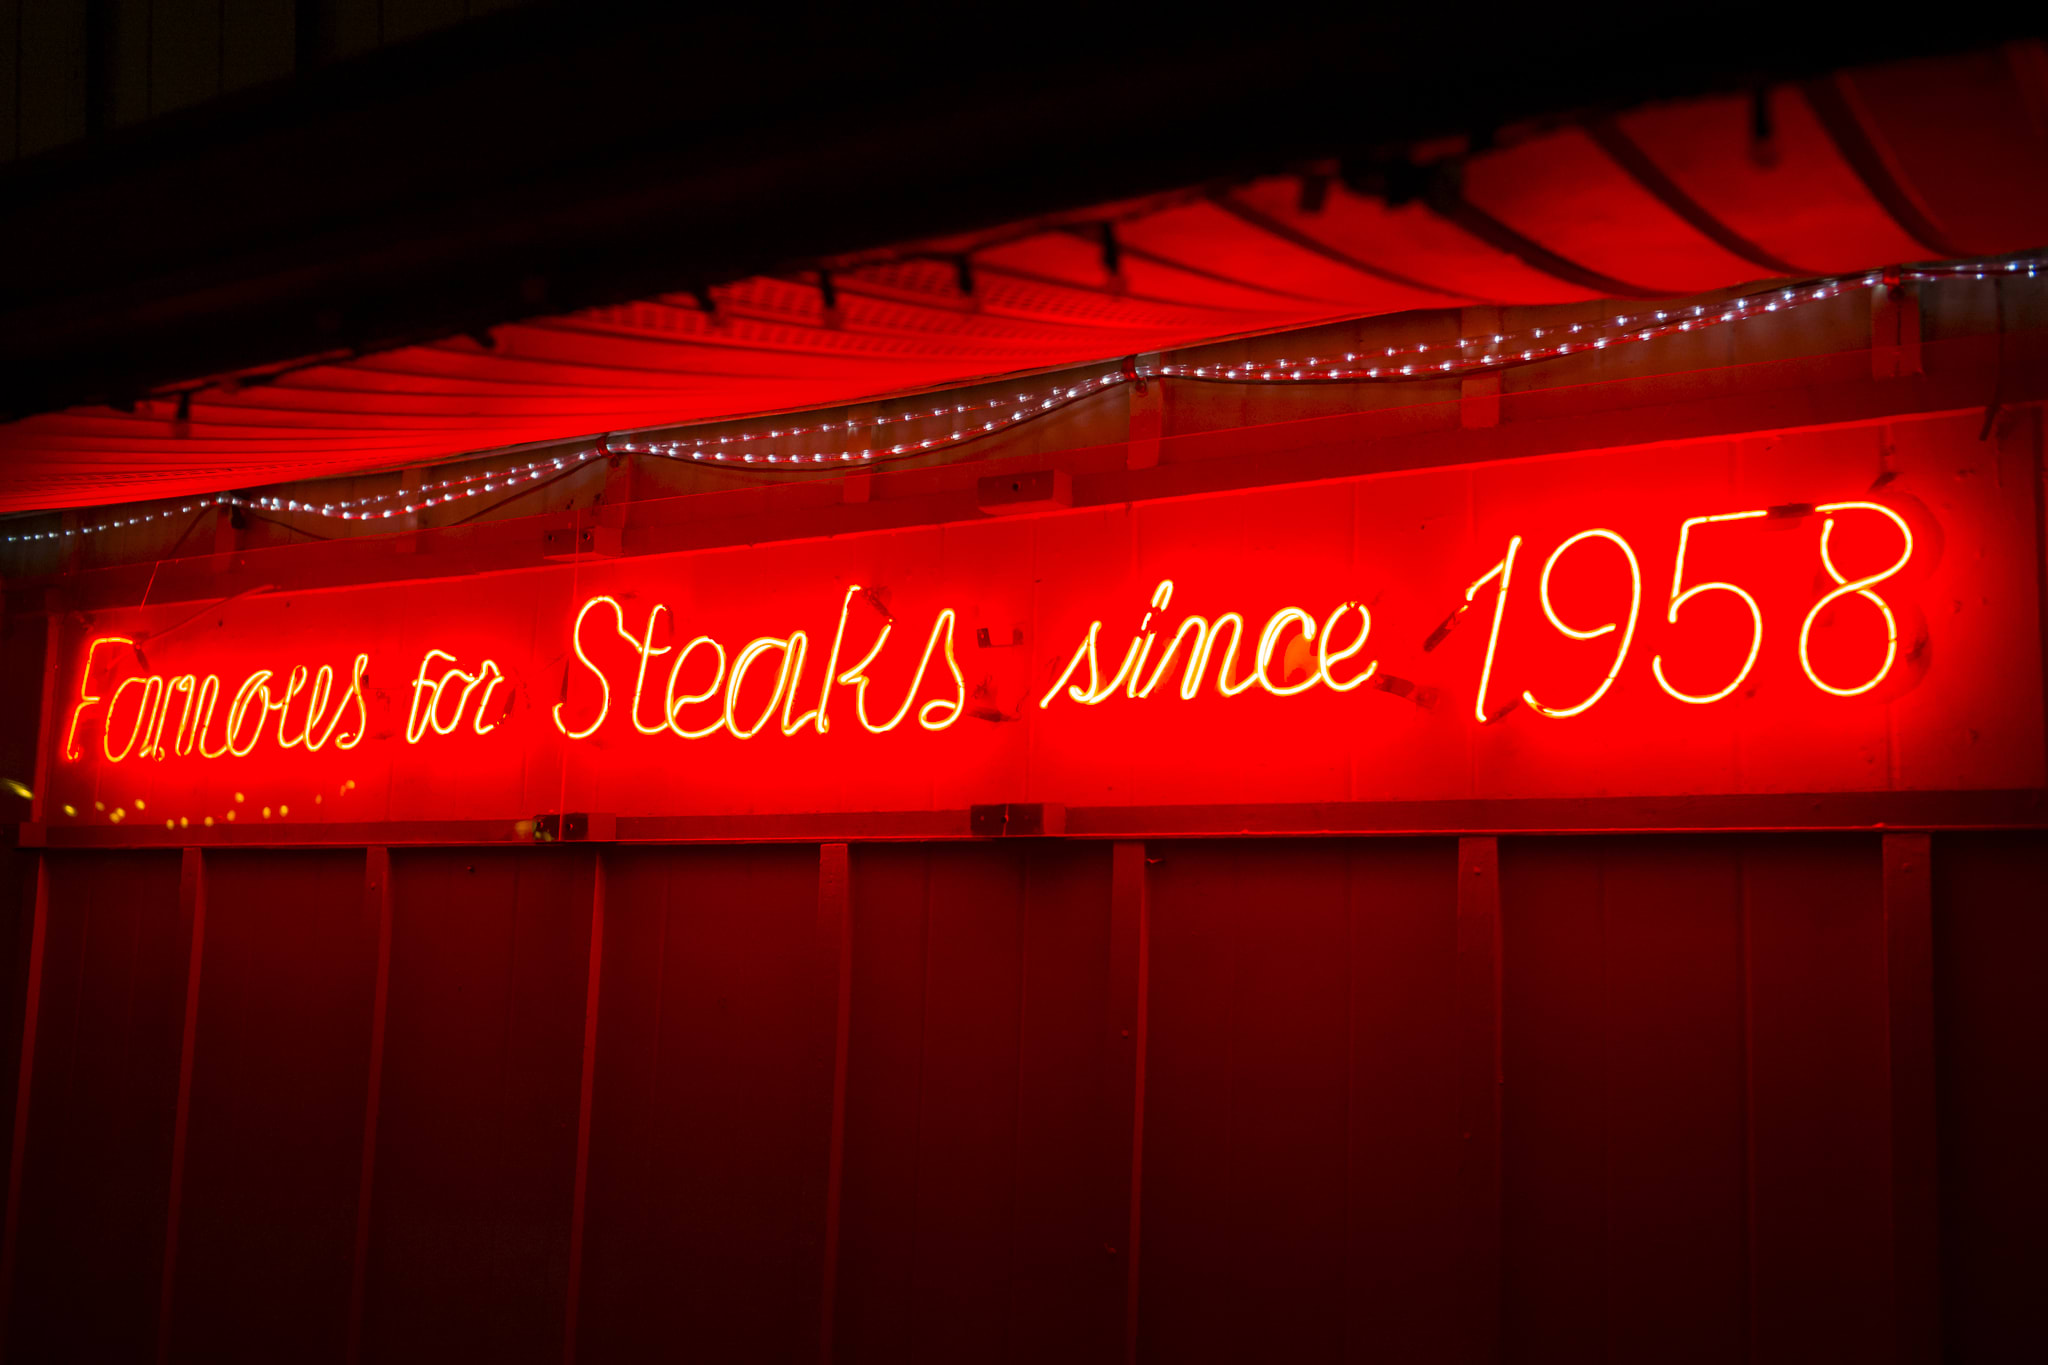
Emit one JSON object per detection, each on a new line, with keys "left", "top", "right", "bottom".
{"left": 551, "top": 588, "right": 965, "bottom": 743}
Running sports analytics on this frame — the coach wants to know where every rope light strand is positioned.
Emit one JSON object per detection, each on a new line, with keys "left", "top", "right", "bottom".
{"left": 2, "top": 450, "right": 603, "bottom": 544}
{"left": 5, "top": 255, "right": 2037, "bottom": 547}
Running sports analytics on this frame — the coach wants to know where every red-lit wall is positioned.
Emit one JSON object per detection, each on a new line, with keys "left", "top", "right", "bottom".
{"left": 0, "top": 834, "right": 2041, "bottom": 1362}
{"left": 2, "top": 312, "right": 2044, "bottom": 1361}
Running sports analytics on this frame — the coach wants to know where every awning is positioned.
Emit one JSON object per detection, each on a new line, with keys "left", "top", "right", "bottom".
{"left": 2, "top": 43, "right": 2044, "bottom": 515}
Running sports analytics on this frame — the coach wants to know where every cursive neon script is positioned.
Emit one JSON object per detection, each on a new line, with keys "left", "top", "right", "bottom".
{"left": 550, "top": 588, "right": 966, "bottom": 742}
{"left": 57, "top": 497, "right": 1923, "bottom": 773}
{"left": 64, "top": 640, "right": 371, "bottom": 762}
{"left": 1037, "top": 579, "right": 1377, "bottom": 708}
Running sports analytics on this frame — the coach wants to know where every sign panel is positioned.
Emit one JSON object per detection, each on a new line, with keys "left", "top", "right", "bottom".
{"left": 43, "top": 416, "right": 2045, "bottom": 829}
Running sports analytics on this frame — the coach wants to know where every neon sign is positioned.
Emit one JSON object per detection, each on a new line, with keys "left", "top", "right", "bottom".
{"left": 55, "top": 497, "right": 1935, "bottom": 779}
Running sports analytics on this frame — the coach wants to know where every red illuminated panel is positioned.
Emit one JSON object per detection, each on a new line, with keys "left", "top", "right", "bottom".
{"left": 40, "top": 414, "right": 2045, "bottom": 824}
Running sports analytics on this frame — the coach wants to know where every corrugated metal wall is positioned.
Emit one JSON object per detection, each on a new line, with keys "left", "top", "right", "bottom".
{"left": 0, "top": 830, "right": 2039, "bottom": 1362}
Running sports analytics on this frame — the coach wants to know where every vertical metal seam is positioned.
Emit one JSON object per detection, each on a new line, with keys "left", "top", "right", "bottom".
{"left": 1882, "top": 831, "right": 1940, "bottom": 1365}
{"left": 1001, "top": 853, "right": 1029, "bottom": 1361}
{"left": 1339, "top": 845, "right": 1357, "bottom": 1363}
{"left": 1106, "top": 839, "right": 1151, "bottom": 1365}
{"left": 155, "top": 847, "right": 207, "bottom": 1365}
{"left": 1454, "top": 834, "right": 1502, "bottom": 1365}
{"left": 344, "top": 847, "right": 394, "bottom": 1365}
{"left": 816, "top": 842, "right": 853, "bottom": 1365}
{"left": 1738, "top": 848, "right": 1758, "bottom": 1365}
{"left": 562, "top": 853, "right": 606, "bottom": 1365}
{"left": 1125, "top": 843, "right": 1149, "bottom": 1365}
{"left": 0, "top": 855, "right": 52, "bottom": 1363}
{"left": 904, "top": 853, "right": 935, "bottom": 1361}
{"left": 1596, "top": 853, "right": 1614, "bottom": 1356}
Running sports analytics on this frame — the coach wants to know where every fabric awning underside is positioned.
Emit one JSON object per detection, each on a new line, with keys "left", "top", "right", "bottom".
{"left": 3, "top": 45, "right": 2045, "bottom": 514}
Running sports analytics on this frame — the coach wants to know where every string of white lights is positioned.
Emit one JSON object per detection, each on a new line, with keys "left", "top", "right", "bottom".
{"left": 5, "top": 255, "right": 2036, "bottom": 547}
{"left": 1, "top": 450, "right": 604, "bottom": 544}
{"left": 610, "top": 370, "right": 1125, "bottom": 467}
